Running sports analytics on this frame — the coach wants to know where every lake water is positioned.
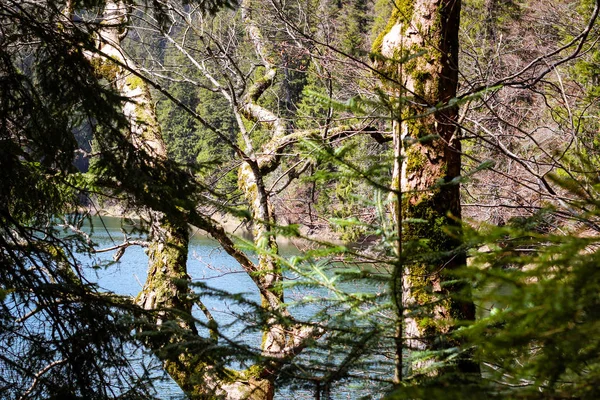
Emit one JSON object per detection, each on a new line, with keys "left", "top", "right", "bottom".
{"left": 79, "top": 217, "right": 390, "bottom": 399}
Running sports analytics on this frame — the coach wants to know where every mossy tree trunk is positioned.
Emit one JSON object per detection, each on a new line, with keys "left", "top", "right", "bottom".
{"left": 87, "top": 3, "right": 270, "bottom": 399}
{"left": 90, "top": 0, "right": 194, "bottom": 322}
{"left": 89, "top": 2, "right": 219, "bottom": 395}
{"left": 373, "top": 0, "right": 480, "bottom": 379}
{"left": 87, "top": 0, "right": 383, "bottom": 397}
{"left": 86, "top": 2, "right": 324, "bottom": 398}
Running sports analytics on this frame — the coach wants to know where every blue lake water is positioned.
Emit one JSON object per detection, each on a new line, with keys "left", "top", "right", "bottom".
{"left": 79, "top": 217, "right": 390, "bottom": 399}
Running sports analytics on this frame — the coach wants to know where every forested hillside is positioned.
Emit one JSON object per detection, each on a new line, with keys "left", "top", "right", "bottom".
{"left": 1, "top": 0, "right": 600, "bottom": 399}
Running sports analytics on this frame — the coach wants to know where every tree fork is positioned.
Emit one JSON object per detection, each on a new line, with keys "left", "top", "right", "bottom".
{"left": 86, "top": 3, "right": 274, "bottom": 398}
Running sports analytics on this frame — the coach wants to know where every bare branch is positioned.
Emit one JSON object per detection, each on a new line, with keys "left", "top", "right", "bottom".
{"left": 19, "top": 359, "right": 68, "bottom": 400}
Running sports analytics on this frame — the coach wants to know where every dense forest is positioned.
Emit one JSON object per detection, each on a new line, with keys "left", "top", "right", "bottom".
{"left": 1, "top": 0, "right": 600, "bottom": 399}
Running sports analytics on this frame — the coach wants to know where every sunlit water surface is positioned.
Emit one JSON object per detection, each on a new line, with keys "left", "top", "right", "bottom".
{"left": 79, "top": 217, "right": 386, "bottom": 399}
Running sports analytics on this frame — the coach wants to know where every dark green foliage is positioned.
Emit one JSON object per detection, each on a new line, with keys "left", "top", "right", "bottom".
{"left": 385, "top": 185, "right": 600, "bottom": 398}
{"left": 153, "top": 39, "right": 239, "bottom": 166}
{"left": 0, "top": 1, "right": 161, "bottom": 398}
{"left": 462, "top": 201, "right": 600, "bottom": 398}
{"left": 295, "top": 67, "right": 333, "bottom": 130}
{"left": 151, "top": 32, "right": 241, "bottom": 199}
{"left": 336, "top": 0, "right": 371, "bottom": 57}
{"left": 156, "top": 80, "right": 203, "bottom": 165}
{"left": 0, "top": 0, "right": 238, "bottom": 398}
{"left": 193, "top": 89, "right": 238, "bottom": 164}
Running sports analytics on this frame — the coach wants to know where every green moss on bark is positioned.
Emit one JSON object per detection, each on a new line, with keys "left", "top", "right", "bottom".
{"left": 89, "top": 57, "right": 119, "bottom": 82}
{"left": 126, "top": 74, "right": 144, "bottom": 90}
{"left": 402, "top": 188, "right": 463, "bottom": 329}
{"left": 405, "top": 146, "right": 427, "bottom": 173}
{"left": 371, "top": 0, "right": 415, "bottom": 54}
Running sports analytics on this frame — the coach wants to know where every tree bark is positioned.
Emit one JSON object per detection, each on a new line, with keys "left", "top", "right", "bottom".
{"left": 86, "top": 2, "right": 325, "bottom": 398}
{"left": 373, "top": 0, "right": 480, "bottom": 379}
{"left": 90, "top": 1, "right": 194, "bottom": 323}
{"left": 88, "top": 1, "right": 381, "bottom": 396}
{"left": 88, "top": 2, "right": 270, "bottom": 398}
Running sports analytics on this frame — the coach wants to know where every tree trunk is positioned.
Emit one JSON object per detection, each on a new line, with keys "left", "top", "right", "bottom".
{"left": 86, "top": 2, "right": 313, "bottom": 398}
{"left": 373, "top": 0, "right": 480, "bottom": 379}
{"left": 88, "top": 0, "right": 375, "bottom": 396}
{"left": 90, "top": 1, "right": 194, "bottom": 324}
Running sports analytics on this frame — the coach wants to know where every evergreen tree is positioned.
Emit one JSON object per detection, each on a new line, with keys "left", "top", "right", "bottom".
{"left": 0, "top": 0, "right": 162, "bottom": 397}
